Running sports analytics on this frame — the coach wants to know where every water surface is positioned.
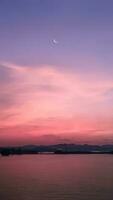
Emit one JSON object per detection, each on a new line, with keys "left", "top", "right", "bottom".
{"left": 0, "top": 155, "right": 113, "bottom": 200}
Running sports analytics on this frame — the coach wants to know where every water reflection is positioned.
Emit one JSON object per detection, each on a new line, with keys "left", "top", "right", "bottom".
{"left": 0, "top": 155, "right": 113, "bottom": 200}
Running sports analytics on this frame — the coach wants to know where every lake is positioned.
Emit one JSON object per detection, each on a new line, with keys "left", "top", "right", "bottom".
{"left": 0, "top": 155, "right": 113, "bottom": 200}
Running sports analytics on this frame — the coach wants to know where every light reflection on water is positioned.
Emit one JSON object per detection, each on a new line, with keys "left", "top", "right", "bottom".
{"left": 0, "top": 155, "right": 113, "bottom": 200}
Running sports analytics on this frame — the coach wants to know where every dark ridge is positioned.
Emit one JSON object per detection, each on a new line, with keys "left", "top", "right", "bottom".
{"left": 0, "top": 144, "right": 113, "bottom": 156}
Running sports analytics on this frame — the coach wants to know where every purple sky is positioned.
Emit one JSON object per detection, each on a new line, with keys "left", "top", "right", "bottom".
{"left": 0, "top": 0, "right": 113, "bottom": 145}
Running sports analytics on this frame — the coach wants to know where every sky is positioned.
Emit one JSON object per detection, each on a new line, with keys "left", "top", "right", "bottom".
{"left": 0, "top": 0, "right": 113, "bottom": 146}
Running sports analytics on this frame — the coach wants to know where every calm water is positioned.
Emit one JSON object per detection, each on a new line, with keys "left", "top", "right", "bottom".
{"left": 0, "top": 155, "right": 113, "bottom": 200}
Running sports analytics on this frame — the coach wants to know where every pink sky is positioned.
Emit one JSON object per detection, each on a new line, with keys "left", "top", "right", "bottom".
{"left": 0, "top": 1, "right": 113, "bottom": 146}
{"left": 0, "top": 62, "right": 113, "bottom": 146}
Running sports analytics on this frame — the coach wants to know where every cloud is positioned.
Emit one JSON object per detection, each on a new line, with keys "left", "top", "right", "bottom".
{"left": 0, "top": 62, "right": 113, "bottom": 144}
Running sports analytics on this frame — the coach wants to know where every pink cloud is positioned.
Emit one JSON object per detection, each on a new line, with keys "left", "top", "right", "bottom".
{"left": 0, "top": 62, "right": 113, "bottom": 145}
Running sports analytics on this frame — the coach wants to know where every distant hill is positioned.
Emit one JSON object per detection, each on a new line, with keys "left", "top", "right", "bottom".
{"left": 0, "top": 144, "right": 113, "bottom": 156}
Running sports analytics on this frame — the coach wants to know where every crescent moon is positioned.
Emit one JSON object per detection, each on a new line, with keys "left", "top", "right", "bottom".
{"left": 52, "top": 39, "right": 58, "bottom": 44}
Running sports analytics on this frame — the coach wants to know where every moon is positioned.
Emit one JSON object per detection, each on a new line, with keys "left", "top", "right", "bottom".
{"left": 52, "top": 39, "right": 58, "bottom": 44}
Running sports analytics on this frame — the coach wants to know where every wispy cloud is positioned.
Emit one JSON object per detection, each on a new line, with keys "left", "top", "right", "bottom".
{"left": 0, "top": 62, "right": 113, "bottom": 144}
